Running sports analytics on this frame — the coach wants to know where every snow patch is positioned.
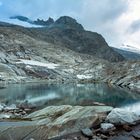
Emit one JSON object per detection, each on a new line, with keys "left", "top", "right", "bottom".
{"left": 77, "top": 74, "right": 93, "bottom": 79}
{"left": 16, "top": 59, "right": 59, "bottom": 69}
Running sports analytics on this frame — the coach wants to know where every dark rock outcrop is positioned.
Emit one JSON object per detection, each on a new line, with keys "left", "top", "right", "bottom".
{"left": 34, "top": 17, "right": 54, "bottom": 26}
{"left": 42, "top": 28, "right": 124, "bottom": 62}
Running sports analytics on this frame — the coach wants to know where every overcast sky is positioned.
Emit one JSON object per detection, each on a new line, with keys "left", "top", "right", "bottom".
{"left": 0, "top": 0, "right": 140, "bottom": 50}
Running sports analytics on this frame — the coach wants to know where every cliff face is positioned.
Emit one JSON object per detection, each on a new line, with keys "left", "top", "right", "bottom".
{"left": 33, "top": 27, "right": 124, "bottom": 62}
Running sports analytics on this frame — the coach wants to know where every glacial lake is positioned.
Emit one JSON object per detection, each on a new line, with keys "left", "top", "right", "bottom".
{"left": 0, "top": 83, "right": 140, "bottom": 109}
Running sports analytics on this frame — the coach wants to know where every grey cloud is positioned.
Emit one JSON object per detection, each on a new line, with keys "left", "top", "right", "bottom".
{"left": 80, "top": 0, "right": 128, "bottom": 24}
{"left": 128, "top": 19, "right": 140, "bottom": 33}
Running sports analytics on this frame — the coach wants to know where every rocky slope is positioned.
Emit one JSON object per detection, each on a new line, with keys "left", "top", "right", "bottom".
{"left": 0, "top": 16, "right": 139, "bottom": 92}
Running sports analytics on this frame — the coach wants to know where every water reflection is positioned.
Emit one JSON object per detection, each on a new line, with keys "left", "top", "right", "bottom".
{"left": 0, "top": 83, "right": 140, "bottom": 107}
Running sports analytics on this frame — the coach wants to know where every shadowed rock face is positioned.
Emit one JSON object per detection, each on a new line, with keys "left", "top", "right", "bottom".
{"left": 34, "top": 28, "right": 124, "bottom": 62}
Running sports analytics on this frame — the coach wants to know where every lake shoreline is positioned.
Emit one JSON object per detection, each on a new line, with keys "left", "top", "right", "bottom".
{"left": 0, "top": 82, "right": 140, "bottom": 139}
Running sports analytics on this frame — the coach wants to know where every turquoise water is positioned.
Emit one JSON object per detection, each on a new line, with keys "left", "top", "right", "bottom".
{"left": 0, "top": 83, "right": 140, "bottom": 108}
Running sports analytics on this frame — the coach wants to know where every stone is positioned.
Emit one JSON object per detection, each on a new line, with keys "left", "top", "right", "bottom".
{"left": 81, "top": 128, "right": 93, "bottom": 138}
{"left": 106, "top": 108, "right": 140, "bottom": 125}
{"left": 131, "top": 130, "right": 140, "bottom": 139}
{"left": 100, "top": 123, "right": 115, "bottom": 132}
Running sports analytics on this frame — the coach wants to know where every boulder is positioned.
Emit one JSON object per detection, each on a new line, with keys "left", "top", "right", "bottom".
{"left": 0, "top": 105, "right": 113, "bottom": 140}
{"left": 26, "top": 105, "right": 112, "bottom": 139}
{"left": 100, "top": 123, "right": 115, "bottom": 132}
{"left": 81, "top": 128, "right": 93, "bottom": 138}
{"left": 26, "top": 105, "right": 73, "bottom": 121}
{"left": 106, "top": 108, "right": 140, "bottom": 125}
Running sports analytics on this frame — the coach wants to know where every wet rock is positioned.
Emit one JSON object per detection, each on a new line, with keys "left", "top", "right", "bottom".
{"left": 100, "top": 123, "right": 115, "bottom": 132}
{"left": 81, "top": 128, "right": 93, "bottom": 138}
{"left": 106, "top": 108, "right": 140, "bottom": 125}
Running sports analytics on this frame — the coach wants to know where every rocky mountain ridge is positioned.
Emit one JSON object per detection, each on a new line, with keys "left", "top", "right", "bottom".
{"left": 8, "top": 16, "right": 125, "bottom": 62}
{"left": 10, "top": 15, "right": 84, "bottom": 30}
{"left": 0, "top": 16, "right": 139, "bottom": 92}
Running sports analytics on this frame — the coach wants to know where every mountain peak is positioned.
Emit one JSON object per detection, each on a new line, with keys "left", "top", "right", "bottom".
{"left": 54, "top": 16, "right": 84, "bottom": 30}
{"left": 34, "top": 17, "right": 54, "bottom": 26}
